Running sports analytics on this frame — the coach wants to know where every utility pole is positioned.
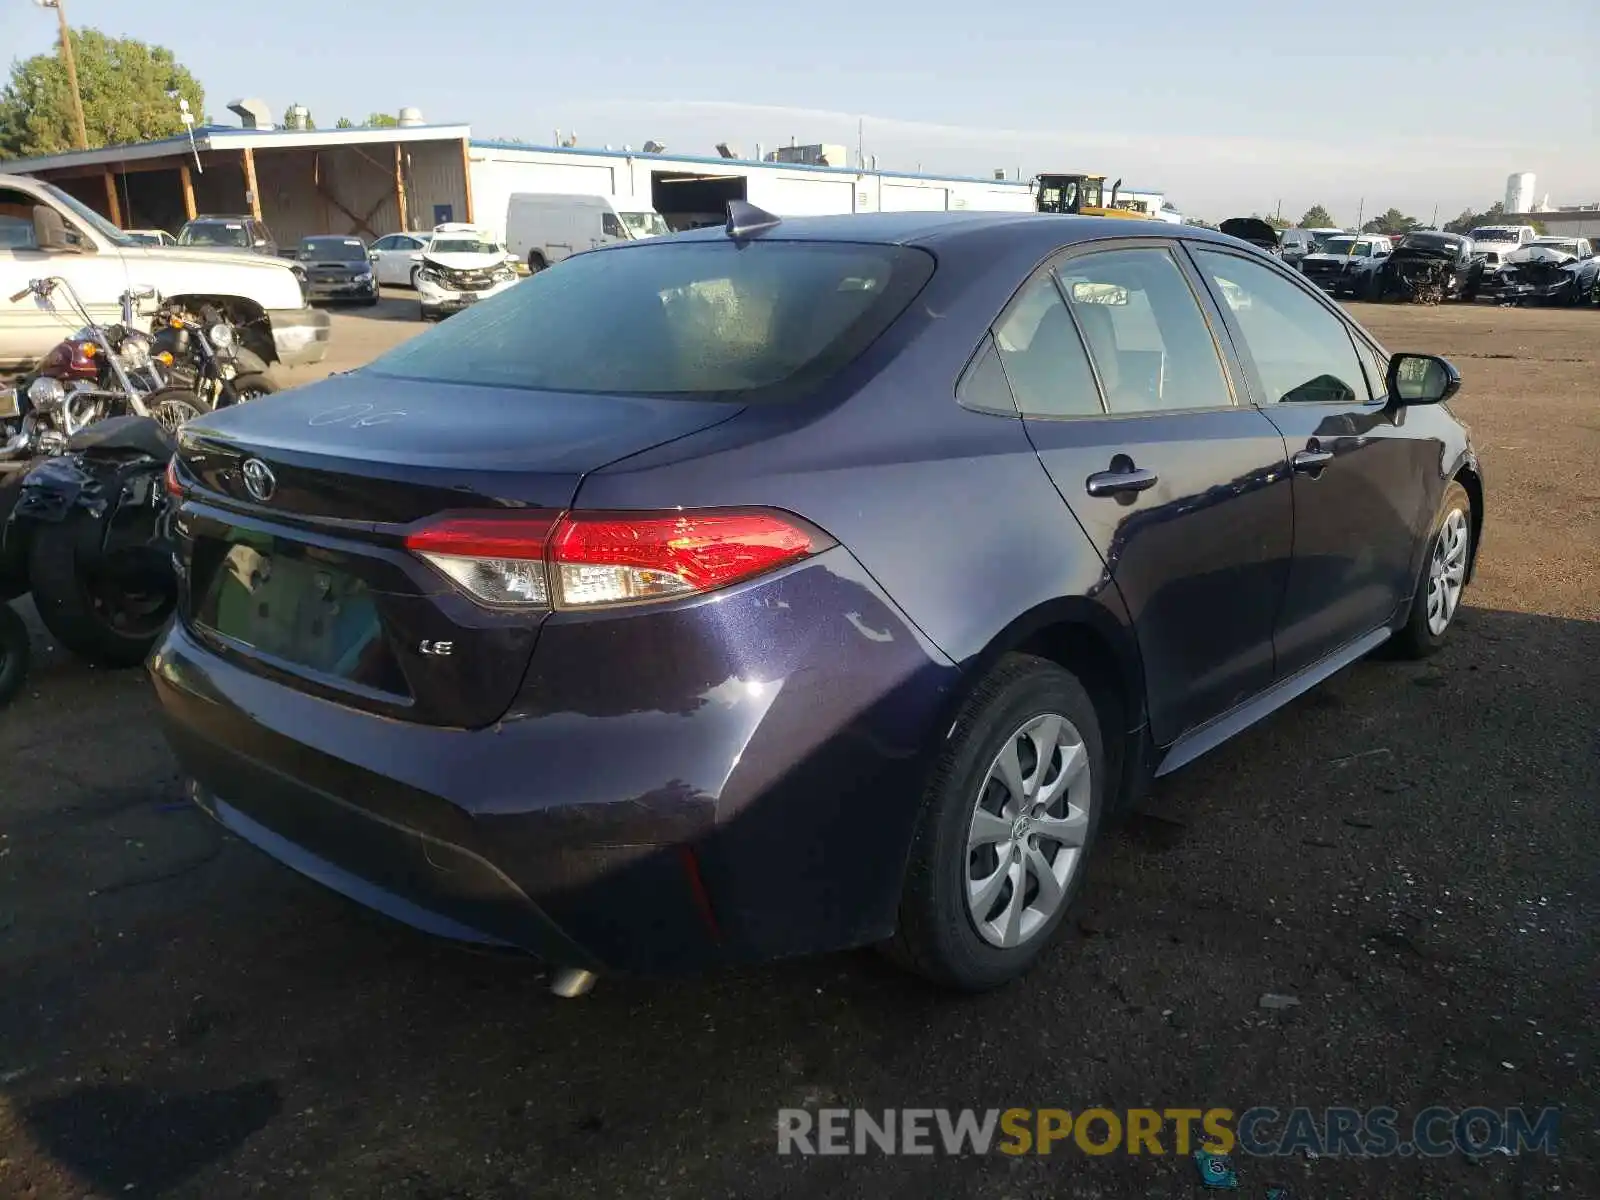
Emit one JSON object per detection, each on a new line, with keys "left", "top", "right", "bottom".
{"left": 35, "top": 0, "right": 89, "bottom": 150}
{"left": 1355, "top": 197, "right": 1364, "bottom": 232}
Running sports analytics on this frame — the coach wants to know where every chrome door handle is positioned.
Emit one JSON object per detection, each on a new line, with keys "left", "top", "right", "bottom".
{"left": 1292, "top": 448, "right": 1335, "bottom": 472}
{"left": 1085, "top": 466, "right": 1160, "bottom": 497}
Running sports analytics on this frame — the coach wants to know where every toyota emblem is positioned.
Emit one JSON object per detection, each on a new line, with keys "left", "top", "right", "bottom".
{"left": 241, "top": 458, "right": 276, "bottom": 503}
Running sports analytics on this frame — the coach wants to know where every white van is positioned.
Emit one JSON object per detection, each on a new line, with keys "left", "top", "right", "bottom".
{"left": 505, "top": 193, "right": 671, "bottom": 272}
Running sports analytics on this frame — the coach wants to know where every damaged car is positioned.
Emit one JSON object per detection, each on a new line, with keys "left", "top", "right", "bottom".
{"left": 1298, "top": 234, "right": 1393, "bottom": 298}
{"left": 415, "top": 224, "right": 521, "bottom": 321}
{"left": 1373, "top": 231, "right": 1483, "bottom": 304}
{"left": 1219, "top": 217, "right": 1283, "bottom": 256}
{"left": 1476, "top": 239, "right": 1600, "bottom": 306}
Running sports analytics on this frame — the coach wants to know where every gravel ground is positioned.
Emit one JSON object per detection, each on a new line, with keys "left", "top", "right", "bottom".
{"left": 1, "top": 298, "right": 1596, "bottom": 1200}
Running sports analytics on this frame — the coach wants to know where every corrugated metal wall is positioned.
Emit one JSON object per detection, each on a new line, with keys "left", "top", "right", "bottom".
{"left": 251, "top": 138, "right": 468, "bottom": 245}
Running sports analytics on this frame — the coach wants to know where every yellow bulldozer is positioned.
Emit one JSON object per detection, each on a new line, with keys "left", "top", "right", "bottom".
{"left": 1034, "top": 173, "right": 1153, "bottom": 220}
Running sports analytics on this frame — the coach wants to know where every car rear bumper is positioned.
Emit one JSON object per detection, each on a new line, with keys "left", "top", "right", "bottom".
{"left": 148, "top": 548, "right": 957, "bottom": 972}
{"left": 268, "top": 306, "right": 332, "bottom": 365}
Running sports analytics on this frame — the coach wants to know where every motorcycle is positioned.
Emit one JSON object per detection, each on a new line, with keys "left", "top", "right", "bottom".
{"left": 0, "top": 415, "right": 176, "bottom": 668}
{"left": 1, "top": 279, "right": 201, "bottom": 464}
{"left": 148, "top": 301, "right": 278, "bottom": 410}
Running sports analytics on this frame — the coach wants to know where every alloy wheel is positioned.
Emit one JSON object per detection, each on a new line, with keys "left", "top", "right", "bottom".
{"left": 1426, "top": 507, "right": 1470, "bottom": 636}
{"left": 966, "top": 712, "right": 1092, "bottom": 948}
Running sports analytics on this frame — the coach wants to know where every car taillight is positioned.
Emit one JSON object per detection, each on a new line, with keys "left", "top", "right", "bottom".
{"left": 402, "top": 512, "right": 559, "bottom": 607}
{"left": 403, "top": 509, "right": 830, "bottom": 610}
{"left": 165, "top": 457, "right": 185, "bottom": 498}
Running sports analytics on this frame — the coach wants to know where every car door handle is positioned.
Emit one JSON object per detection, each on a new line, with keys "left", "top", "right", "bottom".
{"left": 1085, "top": 465, "right": 1160, "bottom": 497}
{"left": 1292, "top": 448, "right": 1335, "bottom": 473}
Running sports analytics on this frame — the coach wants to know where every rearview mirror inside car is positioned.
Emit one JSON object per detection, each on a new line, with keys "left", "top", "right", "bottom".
{"left": 1388, "top": 353, "right": 1460, "bottom": 406}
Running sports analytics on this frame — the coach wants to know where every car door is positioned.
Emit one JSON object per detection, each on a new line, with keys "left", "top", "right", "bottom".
{"left": 1187, "top": 245, "right": 1436, "bottom": 678}
{"left": 998, "top": 241, "right": 1293, "bottom": 746}
{"left": 0, "top": 183, "right": 124, "bottom": 367}
{"left": 368, "top": 235, "right": 396, "bottom": 283}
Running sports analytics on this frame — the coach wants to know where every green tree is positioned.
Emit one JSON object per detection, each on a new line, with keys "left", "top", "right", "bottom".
{"left": 1362, "top": 207, "right": 1419, "bottom": 235}
{"left": 1184, "top": 216, "right": 1217, "bottom": 230}
{"left": 334, "top": 116, "right": 356, "bottom": 129}
{"left": 364, "top": 111, "right": 399, "bottom": 128}
{"left": 1300, "top": 204, "right": 1335, "bottom": 228}
{"left": 283, "top": 103, "right": 316, "bottom": 130}
{"left": 0, "top": 30, "right": 204, "bottom": 159}
{"left": 1256, "top": 212, "right": 1291, "bottom": 230}
{"left": 1444, "top": 201, "right": 1506, "bottom": 235}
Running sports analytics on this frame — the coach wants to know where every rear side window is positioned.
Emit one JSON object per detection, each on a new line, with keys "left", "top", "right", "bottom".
{"left": 1055, "top": 247, "right": 1235, "bottom": 412}
{"left": 369, "top": 240, "right": 933, "bottom": 398}
{"left": 992, "top": 273, "right": 1103, "bottom": 417}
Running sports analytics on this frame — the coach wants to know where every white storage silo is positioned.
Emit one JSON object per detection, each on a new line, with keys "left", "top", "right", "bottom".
{"left": 1505, "top": 172, "right": 1535, "bottom": 214}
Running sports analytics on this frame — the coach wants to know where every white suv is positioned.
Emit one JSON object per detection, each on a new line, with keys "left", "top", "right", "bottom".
{"left": 1468, "top": 224, "right": 1537, "bottom": 267}
{"left": 414, "top": 224, "right": 519, "bottom": 321}
{"left": 0, "top": 172, "right": 327, "bottom": 371}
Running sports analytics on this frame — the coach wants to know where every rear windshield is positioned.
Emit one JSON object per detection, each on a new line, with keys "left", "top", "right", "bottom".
{"left": 300, "top": 237, "right": 366, "bottom": 260}
{"left": 179, "top": 222, "right": 249, "bottom": 248}
{"left": 368, "top": 240, "right": 934, "bottom": 398}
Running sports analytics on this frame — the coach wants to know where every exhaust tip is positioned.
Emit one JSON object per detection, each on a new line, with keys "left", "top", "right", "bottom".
{"left": 550, "top": 968, "right": 598, "bottom": 998}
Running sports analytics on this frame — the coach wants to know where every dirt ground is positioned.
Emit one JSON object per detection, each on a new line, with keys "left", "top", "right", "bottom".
{"left": 1, "top": 297, "right": 1596, "bottom": 1200}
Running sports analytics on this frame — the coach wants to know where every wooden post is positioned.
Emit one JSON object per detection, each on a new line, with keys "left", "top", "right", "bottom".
{"left": 179, "top": 162, "right": 197, "bottom": 220}
{"left": 102, "top": 170, "right": 122, "bottom": 227}
{"left": 394, "top": 143, "right": 409, "bottom": 232}
{"left": 459, "top": 137, "right": 474, "bottom": 225}
{"left": 241, "top": 147, "right": 262, "bottom": 220}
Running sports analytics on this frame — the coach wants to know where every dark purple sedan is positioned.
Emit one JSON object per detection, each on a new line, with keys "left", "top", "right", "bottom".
{"left": 151, "top": 206, "right": 1482, "bottom": 992}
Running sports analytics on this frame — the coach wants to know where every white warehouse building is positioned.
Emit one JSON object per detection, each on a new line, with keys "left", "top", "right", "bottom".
{"left": 466, "top": 141, "right": 1039, "bottom": 242}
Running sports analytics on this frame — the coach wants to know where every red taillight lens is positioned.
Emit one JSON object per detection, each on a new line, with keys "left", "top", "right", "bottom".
{"left": 165, "top": 457, "right": 184, "bottom": 498}
{"left": 403, "top": 508, "right": 828, "bottom": 610}
{"left": 550, "top": 511, "right": 821, "bottom": 607}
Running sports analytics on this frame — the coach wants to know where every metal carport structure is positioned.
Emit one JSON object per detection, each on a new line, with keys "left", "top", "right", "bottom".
{"left": 2, "top": 124, "right": 475, "bottom": 245}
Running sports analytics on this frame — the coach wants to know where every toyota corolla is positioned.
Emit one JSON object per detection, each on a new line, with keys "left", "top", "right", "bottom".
{"left": 151, "top": 207, "right": 1482, "bottom": 993}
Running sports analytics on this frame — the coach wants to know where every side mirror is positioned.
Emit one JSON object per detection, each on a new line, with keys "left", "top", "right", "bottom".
{"left": 31, "top": 205, "right": 78, "bottom": 253}
{"left": 368, "top": 249, "right": 380, "bottom": 260}
{"left": 1387, "top": 353, "right": 1460, "bottom": 406}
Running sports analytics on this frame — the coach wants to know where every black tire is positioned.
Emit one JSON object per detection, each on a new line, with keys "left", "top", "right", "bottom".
{"left": 887, "top": 653, "right": 1106, "bottom": 991}
{"left": 409, "top": 265, "right": 422, "bottom": 289}
{"left": 1390, "top": 480, "right": 1473, "bottom": 660}
{"left": 362, "top": 294, "right": 381, "bottom": 307}
{"left": 0, "top": 602, "right": 29, "bottom": 709}
{"left": 224, "top": 373, "right": 278, "bottom": 404}
{"left": 527, "top": 253, "right": 547, "bottom": 274}
{"left": 144, "top": 387, "right": 207, "bottom": 431}
{"left": 28, "top": 510, "right": 174, "bottom": 668}
{"left": 419, "top": 303, "right": 433, "bottom": 322}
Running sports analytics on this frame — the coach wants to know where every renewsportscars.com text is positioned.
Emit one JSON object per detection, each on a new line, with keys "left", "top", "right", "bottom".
{"left": 776, "top": 1106, "right": 1560, "bottom": 1158}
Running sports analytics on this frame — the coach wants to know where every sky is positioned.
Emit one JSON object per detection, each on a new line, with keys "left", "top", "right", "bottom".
{"left": 3, "top": 0, "right": 1596, "bottom": 223}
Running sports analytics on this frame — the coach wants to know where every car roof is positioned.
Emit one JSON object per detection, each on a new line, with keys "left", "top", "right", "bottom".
{"left": 666, "top": 211, "right": 1259, "bottom": 256}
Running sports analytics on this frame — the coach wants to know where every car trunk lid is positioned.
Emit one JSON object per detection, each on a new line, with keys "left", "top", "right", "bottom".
{"left": 173, "top": 372, "right": 743, "bottom": 727}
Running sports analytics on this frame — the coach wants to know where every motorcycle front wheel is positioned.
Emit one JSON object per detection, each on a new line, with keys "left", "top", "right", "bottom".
{"left": 0, "top": 602, "right": 29, "bottom": 708}
{"left": 144, "top": 387, "right": 208, "bottom": 434}
{"left": 28, "top": 511, "right": 174, "bottom": 668}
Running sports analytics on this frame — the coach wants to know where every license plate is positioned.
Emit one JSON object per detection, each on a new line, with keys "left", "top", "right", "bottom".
{"left": 198, "top": 537, "right": 385, "bottom": 680}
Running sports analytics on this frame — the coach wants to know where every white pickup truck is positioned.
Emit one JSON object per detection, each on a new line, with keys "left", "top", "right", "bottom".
{"left": 1, "top": 172, "right": 328, "bottom": 372}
